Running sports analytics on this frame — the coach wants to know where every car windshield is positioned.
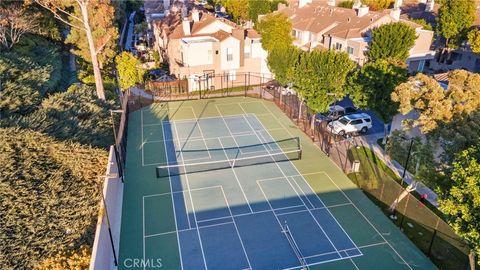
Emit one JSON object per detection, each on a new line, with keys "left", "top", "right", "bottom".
{"left": 338, "top": 118, "right": 349, "bottom": 125}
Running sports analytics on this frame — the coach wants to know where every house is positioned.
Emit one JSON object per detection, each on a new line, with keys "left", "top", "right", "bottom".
{"left": 400, "top": 0, "right": 480, "bottom": 73}
{"left": 276, "top": 0, "right": 435, "bottom": 72}
{"left": 144, "top": 0, "right": 171, "bottom": 47}
{"left": 153, "top": 7, "right": 271, "bottom": 91}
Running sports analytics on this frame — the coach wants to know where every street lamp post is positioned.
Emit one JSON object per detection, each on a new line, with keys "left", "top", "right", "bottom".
{"left": 97, "top": 174, "right": 119, "bottom": 267}
{"left": 400, "top": 136, "right": 415, "bottom": 187}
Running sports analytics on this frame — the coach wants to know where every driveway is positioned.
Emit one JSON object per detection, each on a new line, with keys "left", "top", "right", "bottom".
{"left": 335, "top": 97, "right": 386, "bottom": 136}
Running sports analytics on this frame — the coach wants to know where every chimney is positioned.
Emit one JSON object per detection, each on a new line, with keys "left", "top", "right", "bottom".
{"left": 352, "top": 0, "right": 362, "bottom": 9}
{"left": 357, "top": 5, "right": 369, "bottom": 17}
{"left": 182, "top": 18, "right": 191, "bottom": 36}
{"left": 163, "top": 0, "right": 170, "bottom": 10}
{"left": 298, "top": 0, "right": 312, "bottom": 8}
{"left": 425, "top": 0, "right": 434, "bottom": 12}
{"left": 192, "top": 8, "right": 200, "bottom": 22}
{"left": 232, "top": 28, "right": 245, "bottom": 66}
{"left": 390, "top": 8, "right": 401, "bottom": 21}
{"left": 394, "top": 0, "right": 403, "bottom": 8}
{"left": 181, "top": 6, "right": 188, "bottom": 18}
{"left": 327, "top": 0, "right": 335, "bottom": 6}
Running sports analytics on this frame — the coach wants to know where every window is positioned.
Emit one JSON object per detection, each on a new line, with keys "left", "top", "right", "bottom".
{"left": 364, "top": 118, "right": 371, "bottom": 123}
{"left": 226, "top": 48, "right": 233, "bottom": 61}
{"left": 351, "top": 120, "right": 363, "bottom": 125}
{"left": 207, "top": 50, "right": 212, "bottom": 62}
{"left": 244, "top": 46, "right": 250, "bottom": 59}
{"left": 347, "top": 46, "right": 354, "bottom": 55}
{"left": 228, "top": 70, "right": 236, "bottom": 81}
{"left": 335, "top": 42, "right": 342, "bottom": 51}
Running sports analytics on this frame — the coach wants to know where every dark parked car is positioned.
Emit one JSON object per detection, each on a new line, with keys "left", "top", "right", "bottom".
{"left": 316, "top": 105, "right": 358, "bottom": 123}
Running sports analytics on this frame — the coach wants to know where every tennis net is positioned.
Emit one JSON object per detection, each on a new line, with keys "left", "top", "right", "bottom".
{"left": 176, "top": 137, "right": 301, "bottom": 157}
{"left": 282, "top": 223, "right": 309, "bottom": 270}
{"left": 156, "top": 146, "right": 301, "bottom": 178}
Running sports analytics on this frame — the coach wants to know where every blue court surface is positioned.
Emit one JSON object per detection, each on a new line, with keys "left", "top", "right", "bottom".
{"left": 148, "top": 114, "right": 362, "bottom": 270}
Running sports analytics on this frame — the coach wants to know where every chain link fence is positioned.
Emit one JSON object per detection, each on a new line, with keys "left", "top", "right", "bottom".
{"left": 126, "top": 76, "right": 474, "bottom": 270}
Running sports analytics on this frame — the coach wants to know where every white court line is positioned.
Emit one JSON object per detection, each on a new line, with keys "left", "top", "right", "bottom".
{"left": 358, "top": 242, "right": 388, "bottom": 249}
{"left": 160, "top": 121, "right": 184, "bottom": 270}
{"left": 322, "top": 169, "right": 414, "bottom": 269}
{"left": 219, "top": 186, "right": 253, "bottom": 270}
{"left": 261, "top": 119, "right": 363, "bottom": 257}
{"left": 189, "top": 108, "right": 212, "bottom": 160}
{"left": 141, "top": 109, "right": 145, "bottom": 166}
{"left": 242, "top": 112, "right": 343, "bottom": 260}
{"left": 172, "top": 121, "right": 208, "bottom": 270}
{"left": 197, "top": 221, "right": 234, "bottom": 230}
{"left": 215, "top": 104, "right": 253, "bottom": 213}
{"left": 142, "top": 197, "right": 146, "bottom": 270}
{"left": 248, "top": 114, "right": 362, "bottom": 254}
{"left": 159, "top": 113, "right": 248, "bottom": 123}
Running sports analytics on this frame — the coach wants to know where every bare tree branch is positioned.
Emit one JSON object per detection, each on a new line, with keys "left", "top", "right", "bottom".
{"left": 0, "top": 5, "right": 40, "bottom": 49}
{"left": 33, "top": 1, "right": 84, "bottom": 30}
{"left": 95, "top": 34, "right": 112, "bottom": 55}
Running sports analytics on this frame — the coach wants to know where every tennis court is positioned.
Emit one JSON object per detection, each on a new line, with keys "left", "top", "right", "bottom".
{"left": 118, "top": 97, "right": 436, "bottom": 270}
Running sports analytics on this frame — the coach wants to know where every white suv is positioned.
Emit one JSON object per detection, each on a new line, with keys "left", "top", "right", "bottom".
{"left": 328, "top": 113, "right": 372, "bottom": 136}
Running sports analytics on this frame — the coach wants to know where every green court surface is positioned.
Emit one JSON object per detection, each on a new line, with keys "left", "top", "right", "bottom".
{"left": 118, "top": 97, "right": 437, "bottom": 270}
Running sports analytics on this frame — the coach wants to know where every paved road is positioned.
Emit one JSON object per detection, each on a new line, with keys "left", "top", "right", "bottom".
{"left": 335, "top": 97, "right": 386, "bottom": 136}
{"left": 124, "top": 11, "right": 136, "bottom": 51}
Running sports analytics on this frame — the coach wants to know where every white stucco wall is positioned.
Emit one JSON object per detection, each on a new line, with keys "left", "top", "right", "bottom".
{"left": 182, "top": 39, "right": 214, "bottom": 67}
{"left": 220, "top": 37, "right": 240, "bottom": 71}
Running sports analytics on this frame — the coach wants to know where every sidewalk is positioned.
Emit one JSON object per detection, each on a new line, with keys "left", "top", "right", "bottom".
{"left": 357, "top": 133, "right": 438, "bottom": 207}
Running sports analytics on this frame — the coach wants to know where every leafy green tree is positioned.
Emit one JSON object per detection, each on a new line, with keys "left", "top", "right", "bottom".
{"left": 410, "top": 18, "right": 433, "bottom": 31}
{"left": 438, "top": 144, "right": 480, "bottom": 268}
{"left": 64, "top": 1, "right": 119, "bottom": 69}
{"left": 248, "top": 0, "right": 285, "bottom": 22}
{"left": 0, "top": 127, "right": 108, "bottom": 269}
{"left": 256, "top": 13, "right": 293, "bottom": 53}
{"left": 248, "top": 0, "right": 271, "bottom": 22}
{"left": 222, "top": 0, "right": 249, "bottom": 22}
{"left": 366, "top": 22, "right": 417, "bottom": 63}
{"left": 436, "top": 0, "right": 476, "bottom": 49}
{"left": 267, "top": 45, "right": 301, "bottom": 86}
{"left": 293, "top": 49, "right": 355, "bottom": 115}
{"left": 391, "top": 70, "right": 480, "bottom": 134}
{"left": 362, "top": 0, "right": 393, "bottom": 11}
{"left": 467, "top": 28, "right": 480, "bottom": 54}
{"left": 391, "top": 73, "right": 452, "bottom": 133}
{"left": 115, "top": 51, "right": 145, "bottom": 90}
{"left": 386, "top": 130, "right": 437, "bottom": 185}
{"left": 0, "top": 4, "right": 40, "bottom": 49}
{"left": 18, "top": 84, "right": 115, "bottom": 149}
{"left": 31, "top": 0, "right": 120, "bottom": 100}
{"left": 347, "top": 60, "right": 408, "bottom": 141}
{"left": 337, "top": 1, "right": 354, "bottom": 8}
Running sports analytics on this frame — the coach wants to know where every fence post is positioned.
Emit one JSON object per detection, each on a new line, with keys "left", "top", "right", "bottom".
{"left": 399, "top": 192, "right": 411, "bottom": 230}
{"left": 427, "top": 230, "right": 437, "bottom": 257}
{"left": 244, "top": 73, "right": 247, "bottom": 97}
